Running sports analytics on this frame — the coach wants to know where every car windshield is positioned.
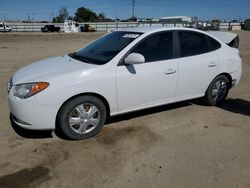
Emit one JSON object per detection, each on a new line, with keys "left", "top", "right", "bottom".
{"left": 69, "top": 31, "right": 142, "bottom": 65}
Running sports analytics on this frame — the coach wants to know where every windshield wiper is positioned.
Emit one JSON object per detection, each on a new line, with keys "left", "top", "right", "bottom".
{"left": 69, "top": 52, "right": 106, "bottom": 65}
{"left": 69, "top": 52, "right": 92, "bottom": 64}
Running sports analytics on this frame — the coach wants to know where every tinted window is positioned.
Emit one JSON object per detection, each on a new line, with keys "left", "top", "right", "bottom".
{"left": 71, "top": 31, "right": 142, "bottom": 65}
{"left": 179, "top": 31, "right": 209, "bottom": 57}
{"left": 0, "top": 24, "right": 3, "bottom": 27}
{"left": 207, "top": 36, "right": 221, "bottom": 50}
{"left": 131, "top": 32, "right": 173, "bottom": 62}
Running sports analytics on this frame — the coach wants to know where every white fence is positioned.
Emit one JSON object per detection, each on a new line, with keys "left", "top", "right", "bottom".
{"left": 5, "top": 21, "right": 243, "bottom": 32}
{"left": 5, "top": 22, "right": 139, "bottom": 32}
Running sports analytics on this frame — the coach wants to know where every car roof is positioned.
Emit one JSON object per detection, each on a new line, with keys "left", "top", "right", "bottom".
{"left": 117, "top": 26, "right": 228, "bottom": 44}
{"left": 117, "top": 26, "right": 200, "bottom": 34}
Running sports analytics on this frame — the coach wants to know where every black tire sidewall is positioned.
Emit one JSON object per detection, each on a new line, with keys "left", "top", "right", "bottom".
{"left": 57, "top": 96, "right": 107, "bottom": 140}
{"left": 205, "top": 75, "right": 230, "bottom": 106}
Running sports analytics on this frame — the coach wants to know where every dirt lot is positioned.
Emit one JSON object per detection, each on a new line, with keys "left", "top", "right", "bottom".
{"left": 0, "top": 31, "right": 250, "bottom": 188}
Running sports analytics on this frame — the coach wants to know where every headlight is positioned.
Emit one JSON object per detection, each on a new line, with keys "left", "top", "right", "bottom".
{"left": 13, "top": 82, "right": 49, "bottom": 99}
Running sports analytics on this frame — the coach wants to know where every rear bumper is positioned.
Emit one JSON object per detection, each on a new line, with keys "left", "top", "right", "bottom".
{"left": 229, "top": 59, "right": 242, "bottom": 88}
{"left": 229, "top": 71, "right": 241, "bottom": 88}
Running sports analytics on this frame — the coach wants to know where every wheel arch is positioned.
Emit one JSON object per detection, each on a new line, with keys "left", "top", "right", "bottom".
{"left": 204, "top": 72, "right": 233, "bottom": 96}
{"left": 217, "top": 72, "right": 233, "bottom": 88}
{"left": 56, "top": 92, "right": 111, "bottom": 125}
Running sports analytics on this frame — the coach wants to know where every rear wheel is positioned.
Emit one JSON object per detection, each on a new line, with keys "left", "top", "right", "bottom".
{"left": 203, "top": 75, "right": 230, "bottom": 106}
{"left": 57, "top": 96, "right": 107, "bottom": 140}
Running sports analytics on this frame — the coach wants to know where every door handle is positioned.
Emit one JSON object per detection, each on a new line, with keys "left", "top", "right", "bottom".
{"left": 165, "top": 69, "right": 176, "bottom": 75}
{"left": 208, "top": 62, "right": 217, "bottom": 67}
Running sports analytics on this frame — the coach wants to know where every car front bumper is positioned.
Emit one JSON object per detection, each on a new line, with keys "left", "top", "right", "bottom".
{"left": 8, "top": 94, "right": 59, "bottom": 130}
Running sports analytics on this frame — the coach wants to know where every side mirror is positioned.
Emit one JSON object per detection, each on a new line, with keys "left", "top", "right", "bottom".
{"left": 124, "top": 53, "right": 145, "bottom": 65}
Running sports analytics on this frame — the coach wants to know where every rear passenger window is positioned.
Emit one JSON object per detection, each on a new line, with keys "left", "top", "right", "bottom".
{"left": 131, "top": 32, "right": 173, "bottom": 62}
{"left": 179, "top": 31, "right": 209, "bottom": 57}
{"left": 207, "top": 36, "right": 221, "bottom": 51}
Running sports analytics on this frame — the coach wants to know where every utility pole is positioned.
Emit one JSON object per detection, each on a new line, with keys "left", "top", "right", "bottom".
{"left": 115, "top": 11, "right": 117, "bottom": 19}
{"left": 27, "top": 12, "right": 31, "bottom": 22}
{"left": 132, "top": 0, "right": 135, "bottom": 20}
{"left": 51, "top": 11, "right": 54, "bottom": 22}
{"left": 32, "top": 13, "right": 35, "bottom": 22}
{"left": 3, "top": 14, "right": 7, "bottom": 22}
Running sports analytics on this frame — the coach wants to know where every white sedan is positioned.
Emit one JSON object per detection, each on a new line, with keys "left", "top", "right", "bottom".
{"left": 8, "top": 27, "right": 242, "bottom": 139}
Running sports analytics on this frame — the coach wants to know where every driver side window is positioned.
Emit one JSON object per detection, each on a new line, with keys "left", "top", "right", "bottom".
{"left": 131, "top": 32, "right": 173, "bottom": 63}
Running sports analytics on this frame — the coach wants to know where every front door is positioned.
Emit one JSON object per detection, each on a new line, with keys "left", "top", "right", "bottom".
{"left": 116, "top": 31, "right": 178, "bottom": 114}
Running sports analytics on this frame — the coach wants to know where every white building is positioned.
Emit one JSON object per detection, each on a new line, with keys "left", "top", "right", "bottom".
{"left": 160, "top": 16, "right": 196, "bottom": 23}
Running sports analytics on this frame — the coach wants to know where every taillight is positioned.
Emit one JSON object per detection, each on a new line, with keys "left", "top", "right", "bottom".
{"left": 228, "top": 35, "right": 239, "bottom": 48}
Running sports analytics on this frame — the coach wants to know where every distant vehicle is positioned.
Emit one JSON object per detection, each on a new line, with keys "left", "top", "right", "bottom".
{"left": 197, "top": 22, "right": 219, "bottom": 31}
{"left": 41, "top": 25, "right": 61, "bottom": 32}
{"left": 0, "top": 23, "right": 12, "bottom": 32}
{"left": 80, "top": 24, "right": 96, "bottom": 32}
{"left": 8, "top": 27, "right": 242, "bottom": 140}
{"left": 64, "top": 20, "right": 80, "bottom": 33}
{"left": 243, "top": 19, "right": 250, "bottom": 31}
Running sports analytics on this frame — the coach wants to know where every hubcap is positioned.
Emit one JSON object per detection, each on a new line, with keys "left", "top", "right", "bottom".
{"left": 69, "top": 104, "right": 100, "bottom": 134}
{"left": 212, "top": 80, "right": 227, "bottom": 102}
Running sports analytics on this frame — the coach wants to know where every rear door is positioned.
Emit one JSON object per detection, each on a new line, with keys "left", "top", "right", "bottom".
{"left": 175, "top": 30, "right": 221, "bottom": 100}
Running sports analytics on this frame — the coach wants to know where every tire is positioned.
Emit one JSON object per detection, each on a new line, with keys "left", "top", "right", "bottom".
{"left": 203, "top": 75, "right": 230, "bottom": 106}
{"left": 57, "top": 96, "right": 107, "bottom": 140}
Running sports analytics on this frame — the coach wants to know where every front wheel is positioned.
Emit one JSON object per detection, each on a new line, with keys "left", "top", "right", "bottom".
{"left": 203, "top": 75, "right": 230, "bottom": 106}
{"left": 57, "top": 96, "right": 107, "bottom": 140}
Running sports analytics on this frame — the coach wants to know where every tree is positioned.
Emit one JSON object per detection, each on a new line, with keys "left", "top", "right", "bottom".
{"left": 52, "top": 6, "right": 69, "bottom": 23}
{"left": 98, "top": 13, "right": 105, "bottom": 21}
{"left": 59, "top": 6, "right": 69, "bottom": 21}
{"left": 68, "top": 16, "right": 74, "bottom": 20}
{"left": 212, "top": 19, "right": 221, "bottom": 23}
{"left": 74, "top": 7, "right": 98, "bottom": 22}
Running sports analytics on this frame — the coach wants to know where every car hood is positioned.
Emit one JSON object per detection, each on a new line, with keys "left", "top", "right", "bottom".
{"left": 12, "top": 55, "right": 97, "bottom": 85}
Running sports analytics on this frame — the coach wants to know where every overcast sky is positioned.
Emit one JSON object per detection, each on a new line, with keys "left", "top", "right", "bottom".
{"left": 1, "top": 0, "right": 250, "bottom": 21}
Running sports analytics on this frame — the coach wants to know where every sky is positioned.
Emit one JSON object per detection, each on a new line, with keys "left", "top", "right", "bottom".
{"left": 0, "top": 0, "right": 250, "bottom": 21}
